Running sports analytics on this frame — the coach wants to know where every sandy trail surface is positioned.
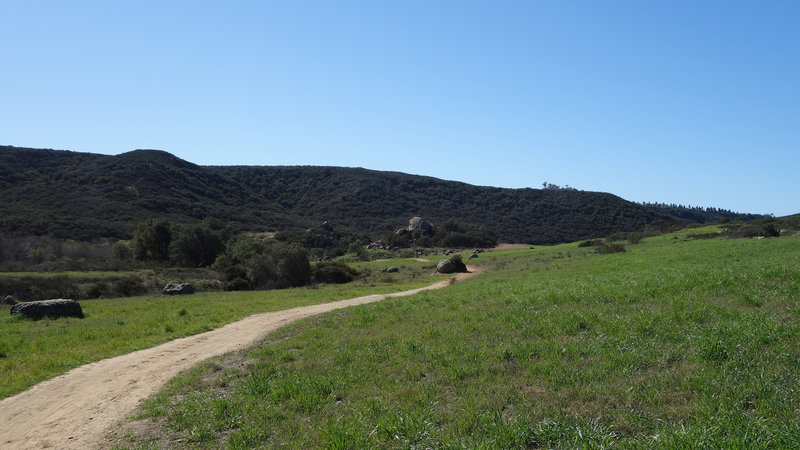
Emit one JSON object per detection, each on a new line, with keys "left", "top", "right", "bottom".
{"left": 0, "top": 268, "right": 482, "bottom": 450}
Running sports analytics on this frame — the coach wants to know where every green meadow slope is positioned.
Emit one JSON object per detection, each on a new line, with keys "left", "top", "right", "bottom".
{"left": 116, "top": 228, "right": 800, "bottom": 448}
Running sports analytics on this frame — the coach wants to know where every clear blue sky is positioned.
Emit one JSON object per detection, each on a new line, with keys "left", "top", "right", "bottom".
{"left": 2, "top": 1, "right": 798, "bottom": 216}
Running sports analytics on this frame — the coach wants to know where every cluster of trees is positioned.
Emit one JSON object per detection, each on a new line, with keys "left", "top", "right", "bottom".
{"left": 643, "top": 202, "right": 764, "bottom": 223}
{"left": 115, "top": 218, "right": 231, "bottom": 267}
{"left": 119, "top": 218, "right": 360, "bottom": 291}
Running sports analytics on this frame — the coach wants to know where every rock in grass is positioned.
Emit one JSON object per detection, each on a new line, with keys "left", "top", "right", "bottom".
{"left": 437, "top": 256, "right": 467, "bottom": 274}
{"left": 1, "top": 295, "right": 18, "bottom": 305}
{"left": 163, "top": 282, "right": 195, "bottom": 295}
{"left": 10, "top": 299, "right": 84, "bottom": 320}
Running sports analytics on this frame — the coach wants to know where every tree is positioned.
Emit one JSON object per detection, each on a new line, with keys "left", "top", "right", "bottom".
{"left": 217, "top": 237, "right": 311, "bottom": 290}
{"left": 131, "top": 219, "right": 172, "bottom": 261}
{"left": 169, "top": 222, "right": 227, "bottom": 267}
{"left": 111, "top": 241, "right": 133, "bottom": 263}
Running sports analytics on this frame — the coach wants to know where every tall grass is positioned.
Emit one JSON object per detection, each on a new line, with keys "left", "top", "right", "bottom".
{"left": 120, "top": 229, "right": 800, "bottom": 447}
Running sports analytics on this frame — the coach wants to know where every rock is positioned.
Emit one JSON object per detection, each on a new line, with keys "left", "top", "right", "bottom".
{"left": 10, "top": 299, "right": 84, "bottom": 320}
{"left": 407, "top": 217, "right": 435, "bottom": 236}
{"left": 163, "top": 282, "right": 195, "bottom": 295}
{"left": 1, "top": 295, "right": 18, "bottom": 305}
{"left": 379, "top": 267, "right": 399, "bottom": 273}
{"left": 437, "top": 257, "right": 468, "bottom": 274}
{"left": 367, "top": 240, "right": 384, "bottom": 250}
{"left": 469, "top": 253, "right": 479, "bottom": 259}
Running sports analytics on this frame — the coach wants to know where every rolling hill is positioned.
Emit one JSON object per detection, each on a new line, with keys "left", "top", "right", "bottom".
{"left": 0, "top": 145, "right": 756, "bottom": 243}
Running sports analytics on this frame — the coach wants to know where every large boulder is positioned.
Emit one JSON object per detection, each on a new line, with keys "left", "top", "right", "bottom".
{"left": 437, "top": 257, "right": 467, "bottom": 274}
{"left": 163, "top": 282, "right": 195, "bottom": 295}
{"left": 10, "top": 299, "right": 84, "bottom": 320}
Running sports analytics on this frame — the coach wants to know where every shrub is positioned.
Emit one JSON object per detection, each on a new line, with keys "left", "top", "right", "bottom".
{"left": 578, "top": 239, "right": 603, "bottom": 247}
{"left": 86, "top": 281, "right": 109, "bottom": 298}
{"left": 596, "top": 243, "right": 626, "bottom": 254}
{"left": 313, "top": 261, "right": 359, "bottom": 284}
{"left": 763, "top": 223, "right": 780, "bottom": 238}
{"left": 627, "top": 232, "right": 645, "bottom": 244}
{"left": 224, "top": 277, "right": 251, "bottom": 291}
{"left": 111, "top": 241, "right": 133, "bottom": 262}
{"left": 112, "top": 276, "right": 146, "bottom": 297}
{"left": 218, "top": 238, "right": 311, "bottom": 290}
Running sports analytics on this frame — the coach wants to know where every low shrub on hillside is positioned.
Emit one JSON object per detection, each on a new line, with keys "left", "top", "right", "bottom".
{"left": 595, "top": 242, "right": 626, "bottom": 254}
{"left": 313, "top": 261, "right": 359, "bottom": 284}
{"left": 214, "top": 237, "right": 312, "bottom": 291}
{"left": 0, "top": 274, "right": 148, "bottom": 300}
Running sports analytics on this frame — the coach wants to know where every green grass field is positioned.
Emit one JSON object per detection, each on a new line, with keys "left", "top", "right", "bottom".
{"left": 114, "top": 228, "right": 800, "bottom": 448}
{"left": 0, "top": 258, "right": 448, "bottom": 399}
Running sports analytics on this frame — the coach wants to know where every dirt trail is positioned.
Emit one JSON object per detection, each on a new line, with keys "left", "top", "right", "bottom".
{"left": 0, "top": 267, "right": 482, "bottom": 450}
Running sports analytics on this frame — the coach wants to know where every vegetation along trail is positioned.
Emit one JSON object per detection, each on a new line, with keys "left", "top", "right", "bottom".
{"left": 0, "top": 267, "right": 483, "bottom": 450}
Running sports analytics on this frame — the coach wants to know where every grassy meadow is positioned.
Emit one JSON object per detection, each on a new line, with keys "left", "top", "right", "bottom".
{"left": 0, "top": 258, "right": 447, "bottom": 399}
{"left": 113, "top": 227, "right": 800, "bottom": 448}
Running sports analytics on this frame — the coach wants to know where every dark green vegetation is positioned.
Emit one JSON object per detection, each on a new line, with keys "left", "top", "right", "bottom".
{"left": 118, "top": 229, "right": 800, "bottom": 448}
{"left": 0, "top": 257, "right": 447, "bottom": 399}
{"left": 384, "top": 220, "right": 497, "bottom": 249}
{"left": 0, "top": 146, "right": 760, "bottom": 244}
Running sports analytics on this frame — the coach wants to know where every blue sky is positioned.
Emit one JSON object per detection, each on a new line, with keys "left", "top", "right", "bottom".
{"left": 2, "top": 1, "right": 798, "bottom": 216}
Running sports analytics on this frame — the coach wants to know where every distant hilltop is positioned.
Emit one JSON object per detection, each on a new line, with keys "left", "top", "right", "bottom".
{"left": 0, "top": 145, "right": 762, "bottom": 243}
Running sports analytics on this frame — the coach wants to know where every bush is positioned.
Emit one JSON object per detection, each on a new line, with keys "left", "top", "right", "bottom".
{"left": 111, "top": 241, "right": 133, "bottom": 263}
{"left": 217, "top": 238, "right": 312, "bottom": 290}
{"left": 627, "top": 232, "right": 645, "bottom": 244}
{"left": 169, "top": 223, "right": 227, "bottom": 267}
{"left": 596, "top": 243, "right": 626, "bottom": 254}
{"left": 224, "top": 277, "right": 251, "bottom": 291}
{"left": 763, "top": 223, "right": 780, "bottom": 238}
{"left": 112, "top": 275, "right": 146, "bottom": 297}
{"left": 86, "top": 281, "right": 109, "bottom": 298}
{"left": 313, "top": 261, "right": 359, "bottom": 284}
{"left": 578, "top": 239, "right": 603, "bottom": 247}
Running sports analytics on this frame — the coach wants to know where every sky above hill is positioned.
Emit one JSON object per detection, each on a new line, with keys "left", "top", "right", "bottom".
{"left": 2, "top": 1, "right": 798, "bottom": 216}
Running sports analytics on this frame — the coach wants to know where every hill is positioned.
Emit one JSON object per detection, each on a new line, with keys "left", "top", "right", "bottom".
{"left": 0, "top": 145, "right": 757, "bottom": 243}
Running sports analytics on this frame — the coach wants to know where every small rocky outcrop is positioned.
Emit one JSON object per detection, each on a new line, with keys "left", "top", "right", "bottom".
{"left": 407, "top": 217, "right": 434, "bottom": 234}
{"left": 436, "top": 256, "right": 468, "bottom": 274}
{"left": 379, "top": 267, "right": 399, "bottom": 273}
{"left": 10, "top": 299, "right": 84, "bottom": 320}
{"left": 1, "top": 295, "right": 18, "bottom": 305}
{"left": 367, "top": 240, "right": 385, "bottom": 250}
{"left": 163, "top": 282, "right": 195, "bottom": 295}
{"left": 395, "top": 217, "right": 435, "bottom": 237}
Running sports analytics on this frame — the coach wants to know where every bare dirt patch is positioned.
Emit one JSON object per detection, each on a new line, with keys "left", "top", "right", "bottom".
{"left": 493, "top": 243, "right": 531, "bottom": 250}
{"left": 0, "top": 267, "right": 483, "bottom": 450}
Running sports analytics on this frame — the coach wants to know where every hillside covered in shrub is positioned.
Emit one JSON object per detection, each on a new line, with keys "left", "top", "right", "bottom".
{"left": 0, "top": 146, "right": 759, "bottom": 244}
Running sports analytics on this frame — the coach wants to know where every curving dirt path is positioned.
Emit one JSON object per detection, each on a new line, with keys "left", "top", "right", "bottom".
{"left": 0, "top": 267, "right": 482, "bottom": 450}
